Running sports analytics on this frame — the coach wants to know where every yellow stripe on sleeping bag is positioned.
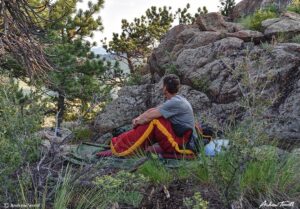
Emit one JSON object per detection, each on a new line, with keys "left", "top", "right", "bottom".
{"left": 153, "top": 119, "right": 195, "bottom": 156}
{"left": 111, "top": 119, "right": 195, "bottom": 156}
{"left": 111, "top": 122, "right": 155, "bottom": 157}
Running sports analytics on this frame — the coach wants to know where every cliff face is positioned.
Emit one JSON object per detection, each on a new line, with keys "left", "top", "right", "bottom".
{"left": 94, "top": 3, "right": 300, "bottom": 145}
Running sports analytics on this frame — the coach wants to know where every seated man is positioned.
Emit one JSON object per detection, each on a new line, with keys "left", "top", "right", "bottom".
{"left": 97, "top": 74, "right": 196, "bottom": 158}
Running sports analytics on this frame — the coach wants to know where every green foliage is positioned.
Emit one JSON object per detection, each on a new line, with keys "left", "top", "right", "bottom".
{"left": 53, "top": 167, "right": 148, "bottom": 209}
{"left": 204, "top": 119, "right": 300, "bottom": 207}
{"left": 53, "top": 165, "right": 108, "bottom": 209}
{"left": 47, "top": 39, "right": 117, "bottom": 128}
{"left": 94, "top": 171, "right": 148, "bottom": 208}
{"left": 73, "top": 127, "right": 92, "bottom": 142}
{"left": 46, "top": 0, "right": 104, "bottom": 40}
{"left": 288, "top": 0, "right": 300, "bottom": 14}
{"left": 43, "top": 0, "right": 122, "bottom": 128}
{"left": 291, "top": 34, "right": 300, "bottom": 43}
{"left": 48, "top": 40, "right": 113, "bottom": 102}
{"left": 126, "top": 72, "right": 143, "bottom": 86}
{"left": 54, "top": 166, "right": 74, "bottom": 209}
{"left": 0, "top": 56, "right": 27, "bottom": 78}
{"left": 176, "top": 160, "right": 209, "bottom": 183}
{"left": 261, "top": 42, "right": 274, "bottom": 53}
{"left": 240, "top": 9, "right": 278, "bottom": 31}
{"left": 14, "top": 165, "right": 147, "bottom": 209}
{"left": 275, "top": 32, "right": 292, "bottom": 43}
{"left": 103, "top": 6, "right": 174, "bottom": 73}
{"left": 191, "top": 78, "right": 210, "bottom": 93}
{"left": 219, "top": 0, "right": 236, "bottom": 16}
{"left": 138, "top": 160, "right": 173, "bottom": 185}
{"left": 240, "top": 149, "right": 300, "bottom": 206}
{"left": 184, "top": 192, "right": 209, "bottom": 209}
{"left": 0, "top": 79, "right": 42, "bottom": 201}
{"left": 175, "top": 4, "right": 208, "bottom": 24}
{"left": 165, "top": 63, "right": 180, "bottom": 76}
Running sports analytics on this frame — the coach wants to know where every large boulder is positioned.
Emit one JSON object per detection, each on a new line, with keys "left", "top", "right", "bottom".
{"left": 262, "top": 12, "right": 300, "bottom": 37}
{"left": 93, "top": 85, "right": 151, "bottom": 134}
{"left": 176, "top": 37, "right": 244, "bottom": 103}
{"left": 232, "top": 0, "right": 264, "bottom": 19}
{"left": 148, "top": 24, "right": 189, "bottom": 77}
{"left": 196, "top": 12, "right": 229, "bottom": 32}
{"left": 267, "top": 66, "right": 300, "bottom": 143}
{"left": 232, "top": 0, "right": 292, "bottom": 20}
{"left": 226, "top": 30, "right": 264, "bottom": 43}
{"left": 148, "top": 13, "right": 246, "bottom": 77}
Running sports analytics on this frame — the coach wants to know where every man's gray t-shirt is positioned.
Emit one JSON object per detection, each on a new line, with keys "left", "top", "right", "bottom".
{"left": 158, "top": 95, "right": 195, "bottom": 136}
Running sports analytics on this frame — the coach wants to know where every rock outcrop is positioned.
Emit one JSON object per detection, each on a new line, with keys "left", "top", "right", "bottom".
{"left": 196, "top": 12, "right": 229, "bottom": 32}
{"left": 94, "top": 5, "right": 300, "bottom": 145}
{"left": 262, "top": 12, "right": 300, "bottom": 36}
{"left": 232, "top": 0, "right": 292, "bottom": 20}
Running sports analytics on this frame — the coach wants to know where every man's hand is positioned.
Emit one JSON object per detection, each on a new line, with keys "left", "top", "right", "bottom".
{"left": 132, "top": 108, "right": 162, "bottom": 127}
{"left": 132, "top": 117, "right": 140, "bottom": 127}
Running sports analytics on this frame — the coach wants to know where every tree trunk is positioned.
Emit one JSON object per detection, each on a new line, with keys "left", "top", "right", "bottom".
{"left": 57, "top": 92, "right": 65, "bottom": 129}
{"left": 127, "top": 54, "right": 135, "bottom": 74}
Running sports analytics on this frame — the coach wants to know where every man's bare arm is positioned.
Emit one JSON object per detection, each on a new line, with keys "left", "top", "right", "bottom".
{"left": 132, "top": 108, "right": 155, "bottom": 125}
{"left": 133, "top": 108, "right": 162, "bottom": 126}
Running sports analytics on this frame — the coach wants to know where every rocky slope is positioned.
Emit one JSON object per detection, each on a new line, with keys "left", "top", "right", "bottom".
{"left": 94, "top": 3, "right": 300, "bottom": 145}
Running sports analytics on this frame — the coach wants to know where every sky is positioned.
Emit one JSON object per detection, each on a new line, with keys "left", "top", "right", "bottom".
{"left": 78, "top": 0, "right": 242, "bottom": 53}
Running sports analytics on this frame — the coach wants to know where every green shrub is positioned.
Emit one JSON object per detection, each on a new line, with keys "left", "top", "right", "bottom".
{"left": 0, "top": 80, "right": 43, "bottom": 201}
{"left": 240, "top": 9, "right": 278, "bottom": 31}
{"left": 191, "top": 78, "right": 210, "bottom": 93}
{"left": 73, "top": 127, "right": 92, "bottom": 141}
{"left": 94, "top": 171, "right": 148, "bottom": 208}
{"left": 261, "top": 42, "right": 274, "bottom": 53}
{"left": 165, "top": 63, "right": 180, "bottom": 76}
{"left": 288, "top": 0, "right": 300, "bottom": 14}
{"left": 184, "top": 192, "right": 209, "bottom": 209}
{"left": 14, "top": 165, "right": 147, "bottom": 209}
{"left": 126, "top": 73, "right": 143, "bottom": 86}
{"left": 38, "top": 166, "right": 149, "bottom": 209}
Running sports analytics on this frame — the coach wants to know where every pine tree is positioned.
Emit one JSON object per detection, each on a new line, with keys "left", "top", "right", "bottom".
{"left": 102, "top": 5, "right": 205, "bottom": 74}
{"left": 175, "top": 4, "right": 208, "bottom": 24}
{"left": 219, "top": 0, "right": 236, "bottom": 16}
{"left": 45, "top": 0, "right": 121, "bottom": 130}
{"left": 102, "top": 6, "right": 174, "bottom": 74}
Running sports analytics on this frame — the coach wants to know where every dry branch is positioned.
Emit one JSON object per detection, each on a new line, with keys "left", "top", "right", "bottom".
{"left": 0, "top": 0, "right": 53, "bottom": 79}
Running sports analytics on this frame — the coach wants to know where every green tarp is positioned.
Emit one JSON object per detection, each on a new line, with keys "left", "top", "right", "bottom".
{"left": 63, "top": 142, "right": 199, "bottom": 169}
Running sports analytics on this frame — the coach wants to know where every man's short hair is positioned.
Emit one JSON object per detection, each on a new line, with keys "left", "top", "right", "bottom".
{"left": 163, "top": 74, "right": 180, "bottom": 94}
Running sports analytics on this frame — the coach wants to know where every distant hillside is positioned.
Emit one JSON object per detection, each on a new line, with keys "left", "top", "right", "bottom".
{"left": 91, "top": 47, "right": 130, "bottom": 74}
{"left": 91, "top": 46, "right": 107, "bottom": 55}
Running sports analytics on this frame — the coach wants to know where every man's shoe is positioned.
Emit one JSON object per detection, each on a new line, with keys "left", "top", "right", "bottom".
{"left": 96, "top": 150, "right": 113, "bottom": 157}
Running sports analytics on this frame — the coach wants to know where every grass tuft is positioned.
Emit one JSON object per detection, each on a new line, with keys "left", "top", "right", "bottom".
{"left": 138, "top": 159, "right": 173, "bottom": 185}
